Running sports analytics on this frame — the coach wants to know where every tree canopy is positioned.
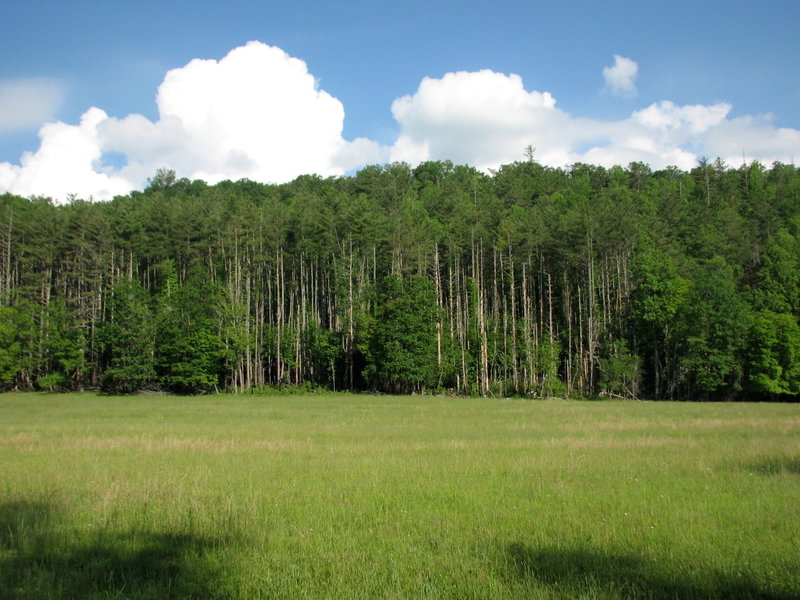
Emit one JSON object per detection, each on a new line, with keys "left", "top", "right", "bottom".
{"left": 1, "top": 157, "right": 799, "bottom": 400}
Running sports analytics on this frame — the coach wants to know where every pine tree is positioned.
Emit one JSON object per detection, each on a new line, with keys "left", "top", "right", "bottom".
{"left": 99, "top": 279, "right": 156, "bottom": 394}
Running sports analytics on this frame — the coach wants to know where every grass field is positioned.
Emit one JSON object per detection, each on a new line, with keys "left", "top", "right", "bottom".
{"left": 0, "top": 392, "right": 798, "bottom": 599}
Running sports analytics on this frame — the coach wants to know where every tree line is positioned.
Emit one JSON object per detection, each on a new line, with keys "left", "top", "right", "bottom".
{"left": 0, "top": 157, "right": 798, "bottom": 400}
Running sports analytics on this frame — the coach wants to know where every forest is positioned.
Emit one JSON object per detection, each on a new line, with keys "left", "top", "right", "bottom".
{"left": 0, "top": 157, "right": 798, "bottom": 400}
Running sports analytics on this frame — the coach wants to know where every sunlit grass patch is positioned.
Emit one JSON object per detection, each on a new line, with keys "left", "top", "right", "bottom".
{"left": 1, "top": 393, "right": 798, "bottom": 599}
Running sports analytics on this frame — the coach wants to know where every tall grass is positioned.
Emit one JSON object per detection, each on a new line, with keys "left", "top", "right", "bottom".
{"left": 1, "top": 393, "right": 798, "bottom": 599}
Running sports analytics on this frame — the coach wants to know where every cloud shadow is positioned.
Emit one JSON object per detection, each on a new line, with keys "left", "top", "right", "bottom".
{"left": 505, "top": 543, "right": 794, "bottom": 600}
{"left": 0, "top": 500, "right": 234, "bottom": 599}
{"left": 745, "top": 455, "right": 800, "bottom": 476}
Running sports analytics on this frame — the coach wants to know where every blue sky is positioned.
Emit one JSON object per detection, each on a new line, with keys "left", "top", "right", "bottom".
{"left": 1, "top": 0, "right": 799, "bottom": 201}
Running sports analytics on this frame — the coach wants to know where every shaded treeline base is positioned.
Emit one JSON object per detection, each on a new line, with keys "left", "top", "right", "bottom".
{"left": 0, "top": 158, "right": 799, "bottom": 399}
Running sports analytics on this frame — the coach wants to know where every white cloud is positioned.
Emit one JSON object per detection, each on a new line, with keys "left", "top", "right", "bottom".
{"left": 387, "top": 69, "right": 800, "bottom": 173}
{"left": 389, "top": 70, "right": 569, "bottom": 170}
{"left": 703, "top": 113, "right": 800, "bottom": 167}
{"left": 0, "top": 107, "right": 132, "bottom": 200}
{"left": 603, "top": 55, "right": 638, "bottom": 97}
{"left": 632, "top": 100, "right": 730, "bottom": 134}
{"left": 1, "top": 43, "right": 800, "bottom": 202}
{"left": 0, "top": 42, "right": 381, "bottom": 201}
{"left": 0, "top": 78, "right": 64, "bottom": 131}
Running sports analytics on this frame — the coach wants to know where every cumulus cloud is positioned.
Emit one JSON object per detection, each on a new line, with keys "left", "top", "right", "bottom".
{"left": 0, "top": 78, "right": 64, "bottom": 131}
{"left": 1, "top": 43, "right": 800, "bottom": 202}
{"left": 387, "top": 69, "right": 800, "bottom": 173}
{"left": 129, "top": 42, "right": 383, "bottom": 183}
{"left": 0, "top": 42, "right": 383, "bottom": 201}
{"left": 390, "top": 70, "right": 570, "bottom": 169}
{"left": 603, "top": 55, "right": 638, "bottom": 97}
{"left": 0, "top": 107, "right": 132, "bottom": 200}
{"left": 703, "top": 113, "right": 800, "bottom": 166}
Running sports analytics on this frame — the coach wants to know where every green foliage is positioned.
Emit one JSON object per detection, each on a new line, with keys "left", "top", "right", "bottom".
{"left": 145, "top": 168, "right": 177, "bottom": 192}
{"left": 2, "top": 159, "right": 800, "bottom": 399}
{"left": 744, "top": 310, "right": 800, "bottom": 397}
{"left": 598, "top": 339, "right": 639, "bottom": 398}
{"left": 536, "top": 337, "right": 564, "bottom": 398}
{"left": 0, "top": 306, "right": 27, "bottom": 388}
{"left": 630, "top": 241, "right": 689, "bottom": 398}
{"left": 677, "top": 257, "right": 749, "bottom": 398}
{"left": 36, "top": 372, "right": 68, "bottom": 392}
{"left": 155, "top": 266, "right": 225, "bottom": 394}
{"left": 365, "top": 275, "right": 438, "bottom": 393}
{"left": 99, "top": 279, "right": 156, "bottom": 394}
{"left": 39, "top": 299, "right": 89, "bottom": 391}
{"left": 631, "top": 242, "right": 687, "bottom": 329}
{"left": 752, "top": 229, "right": 800, "bottom": 314}
{"left": 302, "top": 318, "right": 342, "bottom": 389}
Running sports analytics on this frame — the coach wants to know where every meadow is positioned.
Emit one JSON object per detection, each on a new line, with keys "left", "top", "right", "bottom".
{"left": 0, "top": 392, "right": 798, "bottom": 599}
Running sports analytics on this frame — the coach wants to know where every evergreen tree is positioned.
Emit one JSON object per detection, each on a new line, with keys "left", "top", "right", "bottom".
{"left": 365, "top": 275, "right": 438, "bottom": 393}
{"left": 677, "top": 257, "right": 749, "bottom": 399}
{"left": 630, "top": 241, "right": 687, "bottom": 398}
{"left": 99, "top": 279, "right": 156, "bottom": 394}
{"left": 0, "top": 306, "right": 27, "bottom": 388}
{"left": 155, "top": 265, "right": 225, "bottom": 394}
{"left": 38, "top": 299, "right": 88, "bottom": 391}
{"left": 0, "top": 159, "right": 798, "bottom": 399}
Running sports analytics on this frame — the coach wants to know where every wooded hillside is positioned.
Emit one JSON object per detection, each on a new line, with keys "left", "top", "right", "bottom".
{"left": 1, "top": 158, "right": 799, "bottom": 400}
